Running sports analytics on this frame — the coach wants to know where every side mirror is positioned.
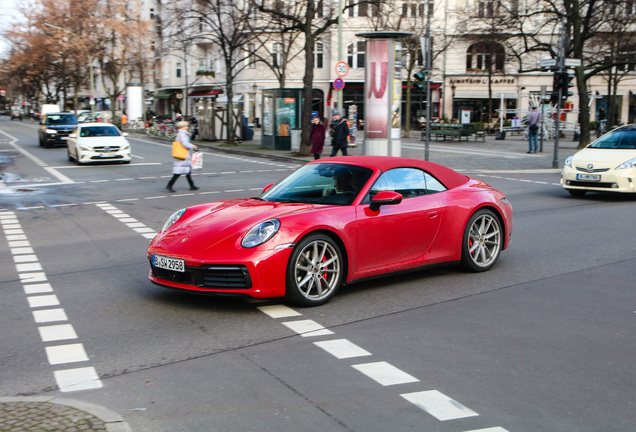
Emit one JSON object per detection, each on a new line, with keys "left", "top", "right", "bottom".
{"left": 122, "top": 132, "right": 129, "bottom": 137}
{"left": 69, "top": 133, "right": 77, "bottom": 138}
{"left": 262, "top": 183, "right": 275, "bottom": 193}
{"left": 369, "top": 190, "right": 403, "bottom": 211}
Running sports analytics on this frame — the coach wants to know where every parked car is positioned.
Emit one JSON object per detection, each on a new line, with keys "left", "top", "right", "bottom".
{"left": 38, "top": 113, "right": 79, "bottom": 148}
{"left": 562, "top": 124, "right": 636, "bottom": 196}
{"left": 10, "top": 110, "right": 23, "bottom": 121}
{"left": 147, "top": 156, "right": 513, "bottom": 306}
{"left": 66, "top": 123, "right": 131, "bottom": 164}
{"left": 76, "top": 111, "right": 92, "bottom": 122}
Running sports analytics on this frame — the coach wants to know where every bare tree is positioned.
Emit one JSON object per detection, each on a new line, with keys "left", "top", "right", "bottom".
{"left": 501, "top": 0, "right": 636, "bottom": 148}
{"left": 169, "top": 0, "right": 264, "bottom": 143}
{"left": 255, "top": 0, "right": 342, "bottom": 155}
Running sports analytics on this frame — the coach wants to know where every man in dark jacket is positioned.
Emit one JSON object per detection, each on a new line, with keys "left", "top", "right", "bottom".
{"left": 329, "top": 109, "right": 350, "bottom": 157}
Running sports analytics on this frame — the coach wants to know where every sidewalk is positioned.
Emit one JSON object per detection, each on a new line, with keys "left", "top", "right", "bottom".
{"left": 0, "top": 397, "right": 132, "bottom": 432}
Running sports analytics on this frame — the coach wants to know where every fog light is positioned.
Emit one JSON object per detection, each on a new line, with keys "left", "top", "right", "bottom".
{"left": 611, "top": 183, "right": 618, "bottom": 188}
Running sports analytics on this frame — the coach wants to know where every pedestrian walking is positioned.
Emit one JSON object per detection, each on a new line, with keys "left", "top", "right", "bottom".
{"left": 166, "top": 121, "right": 199, "bottom": 192}
{"left": 310, "top": 115, "right": 326, "bottom": 159}
{"left": 527, "top": 106, "right": 541, "bottom": 153}
{"left": 329, "top": 109, "right": 350, "bottom": 157}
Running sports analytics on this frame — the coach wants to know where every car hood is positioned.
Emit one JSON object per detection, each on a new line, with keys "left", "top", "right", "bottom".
{"left": 572, "top": 148, "right": 636, "bottom": 168}
{"left": 151, "top": 198, "right": 343, "bottom": 255}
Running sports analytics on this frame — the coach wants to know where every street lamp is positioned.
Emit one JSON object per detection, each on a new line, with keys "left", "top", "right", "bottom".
{"left": 44, "top": 23, "right": 95, "bottom": 118}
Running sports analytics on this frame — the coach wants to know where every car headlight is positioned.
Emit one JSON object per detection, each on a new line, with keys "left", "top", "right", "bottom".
{"left": 121, "top": 143, "right": 130, "bottom": 151}
{"left": 564, "top": 156, "right": 573, "bottom": 168}
{"left": 616, "top": 157, "right": 636, "bottom": 170}
{"left": 46, "top": 129, "right": 57, "bottom": 134}
{"left": 79, "top": 144, "right": 92, "bottom": 152}
{"left": 242, "top": 219, "right": 280, "bottom": 248}
{"left": 162, "top": 208, "right": 186, "bottom": 232}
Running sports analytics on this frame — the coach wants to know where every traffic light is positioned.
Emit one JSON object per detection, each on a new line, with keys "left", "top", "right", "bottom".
{"left": 413, "top": 70, "right": 427, "bottom": 90}
{"left": 553, "top": 71, "right": 564, "bottom": 93}
{"left": 550, "top": 91, "right": 560, "bottom": 105}
{"left": 561, "top": 72, "right": 574, "bottom": 99}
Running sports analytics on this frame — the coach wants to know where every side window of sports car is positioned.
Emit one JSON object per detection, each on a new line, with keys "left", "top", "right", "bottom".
{"left": 424, "top": 173, "right": 447, "bottom": 194}
{"left": 369, "top": 168, "right": 427, "bottom": 199}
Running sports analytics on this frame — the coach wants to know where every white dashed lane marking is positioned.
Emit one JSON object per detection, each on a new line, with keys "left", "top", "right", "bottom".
{"left": 401, "top": 390, "right": 479, "bottom": 421}
{"left": 0, "top": 211, "right": 103, "bottom": 392}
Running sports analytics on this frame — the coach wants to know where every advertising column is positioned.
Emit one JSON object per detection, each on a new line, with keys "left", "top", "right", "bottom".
{"left": 125, "top": 83, "right": 143, "bottom": 121}
{"left": 357, "top": 32, "right": 411, "bottom": 156}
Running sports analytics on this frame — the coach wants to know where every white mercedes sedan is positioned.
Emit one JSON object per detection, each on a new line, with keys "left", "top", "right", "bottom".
{"left": 66, "top": 123, "right": 132, "bottom": 164}
{"left": 562, "top": 125, "right": 636, "bottom": 196}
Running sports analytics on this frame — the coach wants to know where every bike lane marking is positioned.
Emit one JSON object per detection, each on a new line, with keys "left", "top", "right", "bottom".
{"left": 0, "top": 211, "right": 102, "bottom": 392}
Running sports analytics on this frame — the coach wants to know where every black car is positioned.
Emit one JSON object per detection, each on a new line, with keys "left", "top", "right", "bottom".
{"left": 39, "top": 113, "right": 79, "bottom": 148}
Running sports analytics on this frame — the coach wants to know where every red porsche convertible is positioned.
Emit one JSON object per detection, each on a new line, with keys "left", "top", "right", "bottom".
{"left": 148, "top": 156, "right": 513, "bottom": 306}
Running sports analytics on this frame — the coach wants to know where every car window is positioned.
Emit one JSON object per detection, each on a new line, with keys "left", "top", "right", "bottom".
{"left": 81, "top": 126, "right": 120, "bottom": 137}
{"left": 590, "top": 129, "right": 636, "bottom": 149}
{"left": 368, "top": 168, "right": 446, "bottom": 200}
{"left": 45, "top": 114, "right": 78, "bottom": 125}
{"left": 261, "top": 163, "right": 373, "bottom": 206}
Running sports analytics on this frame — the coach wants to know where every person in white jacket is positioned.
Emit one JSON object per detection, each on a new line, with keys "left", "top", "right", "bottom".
{"left": 166, "top": 121, "right": 199, "bottom": 192}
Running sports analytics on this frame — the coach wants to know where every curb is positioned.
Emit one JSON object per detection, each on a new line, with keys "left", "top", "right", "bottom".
{"left": 0, "top": 397, "right": 133, "bottom": 432}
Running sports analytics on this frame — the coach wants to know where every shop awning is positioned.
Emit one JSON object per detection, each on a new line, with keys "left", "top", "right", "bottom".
{"left": 188, "top": 89, "right": 223, "bottom": 98}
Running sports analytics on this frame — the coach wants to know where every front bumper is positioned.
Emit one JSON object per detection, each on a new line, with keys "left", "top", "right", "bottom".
{"left": 561, "top": 166, "right": 636, "bottom": 193}
{"left": 147, "top": 246, "right": 293, "bottom": 299}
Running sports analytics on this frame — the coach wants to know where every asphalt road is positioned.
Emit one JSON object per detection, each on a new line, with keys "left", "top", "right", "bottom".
{"left": 1, "top": 116, "right": 634, "bottom": 432}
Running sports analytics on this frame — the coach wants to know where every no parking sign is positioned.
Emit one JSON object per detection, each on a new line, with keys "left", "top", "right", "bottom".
{"left": 333, "top": 78, "right": 345, "bottom": 90}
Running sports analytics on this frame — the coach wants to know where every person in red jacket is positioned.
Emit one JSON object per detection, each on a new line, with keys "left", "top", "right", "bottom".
{"left": 309, "top": 115, "right": 326, "bottom": 159}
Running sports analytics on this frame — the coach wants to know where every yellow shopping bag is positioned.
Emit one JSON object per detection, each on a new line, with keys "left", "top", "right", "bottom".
{"left": 172, "top": 141, "right": 188, "bottom": 160}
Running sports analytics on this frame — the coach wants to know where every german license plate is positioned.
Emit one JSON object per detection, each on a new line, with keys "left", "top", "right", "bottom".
{"left": 153, "top": 254, "right": 185, "bottom": 272}
{"left": 577, "top": 173, "right": 601, "bottom": 181}
{"left": 99, "top": 154, "right": 116, "bottom": 158}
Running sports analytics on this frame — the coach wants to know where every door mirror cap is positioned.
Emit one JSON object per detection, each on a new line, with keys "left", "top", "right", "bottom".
{"left": 369, "top": 190, "right": 403, "bottom": 211}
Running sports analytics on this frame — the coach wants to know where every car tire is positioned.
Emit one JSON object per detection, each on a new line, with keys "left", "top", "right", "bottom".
{"left": 67, "top": 150, "right": 73, "bottom": 162}
{"left": 285, "top": 233, "right": 344, "bottom": 307}
{"left": 567, "top": 189, "right": 587, "bottom": 197}
{"left": 460, "top": 209, "right": 503, "bottom": 272}
{"left": 43, "top": 139, "right": 52, "bottom": 148}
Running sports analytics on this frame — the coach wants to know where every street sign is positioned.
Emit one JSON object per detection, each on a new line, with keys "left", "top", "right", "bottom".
{"left": 117, "top": 95, "right": 125, "bottom": 101}
{"left": 540, "top": 58, "right": 557, "bottom": 68}
{"left": 333, "top": 78, "right": 345, "bottom": 90}
{"left": 335, "top": 61, "right": 349, "bottom": 78}
{"left": 564, "top": 58, "right": 582, "bottom": 67}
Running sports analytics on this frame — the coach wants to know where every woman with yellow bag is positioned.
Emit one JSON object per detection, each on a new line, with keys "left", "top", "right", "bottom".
{"left": 166, "top": 121, "right": 199, "bottom": 192}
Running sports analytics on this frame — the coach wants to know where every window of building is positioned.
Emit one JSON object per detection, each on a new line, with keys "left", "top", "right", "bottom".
{"left": 246, "top": 42, "right": 256, "bottom": 69}
{"left": 176, "top": 62, "right": 182, "bottom": 78}
{"left": 401, "top": 1, "right": 432, "bottom": 17}
{"left": 466, "top": 42, "right": 505, "bottom": 72}
{"left": 272, "top": 42, "right": 284, "bottom": 68}
{"left": 315, "top": 41, "right": 324, "bottom": 68}
{"left": 347, "top": 41, "right": 366, "bottom": 69}
{"left": 477, "top": 0, "right": 497, "bottom": 17}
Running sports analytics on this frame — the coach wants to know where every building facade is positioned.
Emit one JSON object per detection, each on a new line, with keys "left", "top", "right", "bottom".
{"left": 149, "top": 0, "right": 636, "bottom": 134}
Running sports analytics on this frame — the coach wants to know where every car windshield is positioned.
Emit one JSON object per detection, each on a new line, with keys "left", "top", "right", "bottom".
{"left": 589, "top": 128, "right": 636, "bottom": 149}
{"left": 261, "top": 163, "right": 374, "bottom": 206}
{"left": 46, "top": 114, "right": 78, "bottom": 125}
{"left": 80, "top": 126, "right": 121, "bottom": 137}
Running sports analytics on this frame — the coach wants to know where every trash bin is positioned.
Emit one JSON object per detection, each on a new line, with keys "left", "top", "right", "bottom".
{"left": 291, "top": 129, "right": 301, "bottom": 152}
